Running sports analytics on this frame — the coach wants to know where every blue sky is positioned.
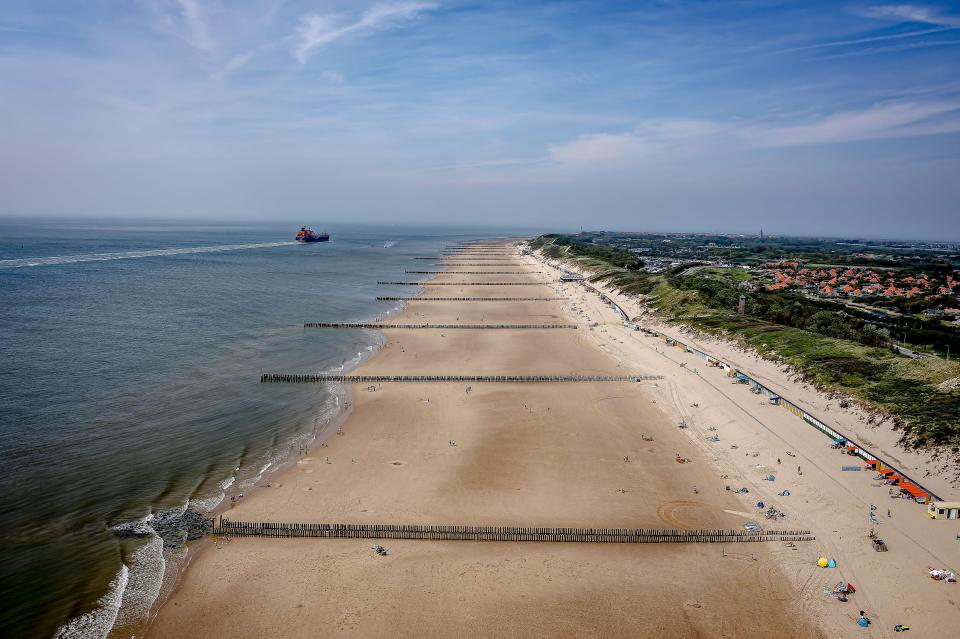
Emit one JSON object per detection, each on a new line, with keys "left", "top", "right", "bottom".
{"left": 1, "top": 1, "right": 959, "bottom": 238}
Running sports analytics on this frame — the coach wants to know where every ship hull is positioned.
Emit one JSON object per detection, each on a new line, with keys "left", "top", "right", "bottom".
{"left": 295, "top": 236, "right": 329, "bottom": 243}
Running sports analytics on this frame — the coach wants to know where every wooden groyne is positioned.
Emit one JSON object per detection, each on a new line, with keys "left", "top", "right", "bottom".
{"left": 261, "top": 374, "right": 661, "bottom": 383}
{"left": 304, "top": 323, "right": 577, "bottom": 329}
{"left": 377, "top": 282, "right": 542, "bottom": 286}
{"left": 376, "top": 297, "right": 565, "bottom": 301}
{"left": 213, "top": 519, "right": 814, "bottom": 544}
{"left": 405, "top": 271, "right": 539, "bottom": 274}
{"left": 416, "top": 259, "right": 516, "bottom": 262}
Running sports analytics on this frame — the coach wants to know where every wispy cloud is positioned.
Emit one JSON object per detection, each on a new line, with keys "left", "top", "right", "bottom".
{"left": 154, "top": 0, "right": 216, "bottom": 52}
{"left": 750, "top": 100, "right": 960, "bottom": 146}
{"left": 764, "top": 4, "right": 960, "bottom": 56}
{"left": 861, "top": 4, "right": 960, "bottom": 27}
{"left": 769, "top": 26, "right": 956, "bottom": 55}
{"left": 211, "top": 51, "right": 255, "bottom": 80}
{"left": 293, "top": 2, "right": 438, "bottom": 64}
{"left": 547, "top": 101, "right": 960, "bottom": 167}
{"left": 812, "top": 38, "right": 960, "bottom": 60}
{"left": 548, "top": 120, "right": 729, "bottom": 166}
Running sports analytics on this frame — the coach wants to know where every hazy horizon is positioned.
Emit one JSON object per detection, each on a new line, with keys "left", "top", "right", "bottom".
{"left": 3, "top": 216, "right": 957, "bottom": 245}
{"left": 2, "top": 1, "right": 959, "bottom": 239}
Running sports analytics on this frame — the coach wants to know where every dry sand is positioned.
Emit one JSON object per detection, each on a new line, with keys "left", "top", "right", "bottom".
{"left": 149, "top": 245, "right": 825, "bottom": 638}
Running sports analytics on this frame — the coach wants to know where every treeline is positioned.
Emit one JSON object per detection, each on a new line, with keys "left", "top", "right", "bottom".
{"left": 675, "top": 273, "right": 960, "bottom": 354}
{"left": 674, "top": 275, "right": 894, "bottom": 348}
{"left": 541, "top": 235, "right": 644, "bottom": 270}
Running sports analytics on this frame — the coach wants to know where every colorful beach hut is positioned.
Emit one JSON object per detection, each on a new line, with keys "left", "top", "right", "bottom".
{"left": 899, "top": 483, "right": 931, "bottom": 504}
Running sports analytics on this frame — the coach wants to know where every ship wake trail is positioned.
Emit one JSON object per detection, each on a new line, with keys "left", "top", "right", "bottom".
{"left": 0, "top": 241, "right": 298, "bottom": 269}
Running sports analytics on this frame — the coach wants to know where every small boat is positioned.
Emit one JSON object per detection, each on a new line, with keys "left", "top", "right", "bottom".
{"left": 383, "top": 241, "right": 396, "bottom": 248}
{"left": 295, "top": 227, "right": 330, "bottom": 243}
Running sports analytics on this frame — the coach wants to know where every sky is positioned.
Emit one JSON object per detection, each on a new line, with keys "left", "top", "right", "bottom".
{"left": 1, "top": 1, "right": 959, "bottom": 239}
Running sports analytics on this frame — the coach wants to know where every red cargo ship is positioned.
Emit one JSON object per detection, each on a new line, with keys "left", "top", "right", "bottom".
{"left": 295, "top": 227, "right": 330, "bottom": 243}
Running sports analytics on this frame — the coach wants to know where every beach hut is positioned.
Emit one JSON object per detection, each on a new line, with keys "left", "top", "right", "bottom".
{"left": 899, "top": 483, "right": 931, "bottom": 504}
{"left": 927, "top": 501, "right": 960, "bottom": 520}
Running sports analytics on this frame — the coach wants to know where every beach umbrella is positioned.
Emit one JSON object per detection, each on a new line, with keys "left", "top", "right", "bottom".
{"left": 818, "top": 557, "right": 829, "bottom": 567}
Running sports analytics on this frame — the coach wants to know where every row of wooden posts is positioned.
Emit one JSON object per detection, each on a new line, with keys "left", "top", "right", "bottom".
{"left": 376, "top": 297, "right": 566, "bottom": 301}
{"left": 377, "top": 282, "right": 541, "bottom": 286}
{"left": 260, "top": 373, "right": 662, "bottom": 383}
{"left": 213, "top": 520, "right": 815, "bottom": 544}
{"left": 304, "top": 323, "right": 578, "bottom": 329}
{"left": 405, "top": 271, "right": 538, "bottom": 274}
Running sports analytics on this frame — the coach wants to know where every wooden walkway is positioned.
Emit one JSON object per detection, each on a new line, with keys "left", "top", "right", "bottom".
{"left": 261, "top": 374, "right": 661, "bottom": 383}
{"left": 214, "top": 519, "right": 814, "bottom": 544}
{"left": 304, "top": 323, "right": 577, "bottom": 329}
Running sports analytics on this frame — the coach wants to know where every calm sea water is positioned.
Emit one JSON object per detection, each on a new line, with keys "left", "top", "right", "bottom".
{"left": 0, "top": 220, "right": 518, "bottom": 638}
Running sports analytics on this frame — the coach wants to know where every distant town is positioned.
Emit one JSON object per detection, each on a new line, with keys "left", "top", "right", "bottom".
{"left": 570, "top": 231, "right": 960, "bottom": 325}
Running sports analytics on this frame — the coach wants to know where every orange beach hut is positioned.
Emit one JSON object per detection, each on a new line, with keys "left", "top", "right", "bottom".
{"left": 899, "top": 483, "right": 931, "bottom": 504}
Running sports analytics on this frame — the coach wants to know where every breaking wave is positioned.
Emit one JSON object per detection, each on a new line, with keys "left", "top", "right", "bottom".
{"left": 55, "top": 565, "right": 128, "bottom": 639}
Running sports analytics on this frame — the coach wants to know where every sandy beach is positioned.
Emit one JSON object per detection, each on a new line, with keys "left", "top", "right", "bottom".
{"left": 148, "top": 243, "right": 837, "bottom": 638}
{"left": 526, "top": 252, "right": 960, "bottom": 638}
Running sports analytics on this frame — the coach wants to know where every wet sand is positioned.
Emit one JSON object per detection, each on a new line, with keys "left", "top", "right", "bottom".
{"left": 148, "top": 244, "right": 821, "bottom": 638}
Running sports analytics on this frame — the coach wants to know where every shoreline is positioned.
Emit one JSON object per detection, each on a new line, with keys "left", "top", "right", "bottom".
{"left": 136, "top": 284, "right": 425, "bottom": 637}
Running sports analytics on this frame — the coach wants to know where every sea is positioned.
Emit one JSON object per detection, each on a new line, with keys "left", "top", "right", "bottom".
{"left": 0, "top": 220, "right": 525, "bottom": 638}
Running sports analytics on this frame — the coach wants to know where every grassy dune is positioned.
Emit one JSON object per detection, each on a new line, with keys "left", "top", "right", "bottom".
{"left": 538, "top": 236, "right": 960, "bottom": 448}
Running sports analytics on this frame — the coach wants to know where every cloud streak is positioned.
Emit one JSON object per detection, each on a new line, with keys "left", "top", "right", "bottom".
{"left": 547, "top": 101, "right": 960, "bottom": 167}
{"left": 211, "top": 51, "right": 254, "bottom": 80}
{"left": 168, "top": 0, "right": 216, "bottom": 51}
{"left": 764, "top": 4, "right": 960, "bottom": 56}
{"left": 293, "top": 2, "right": 438, "bottom": 64}
{"left": 769, "top": 26, "right": 956, "bottom": 55}
{"left": 862, "top": 4, "right": 960, "bottom": 27}
{"left": 750, "top": 100, "right": 960, "bottom": 147}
